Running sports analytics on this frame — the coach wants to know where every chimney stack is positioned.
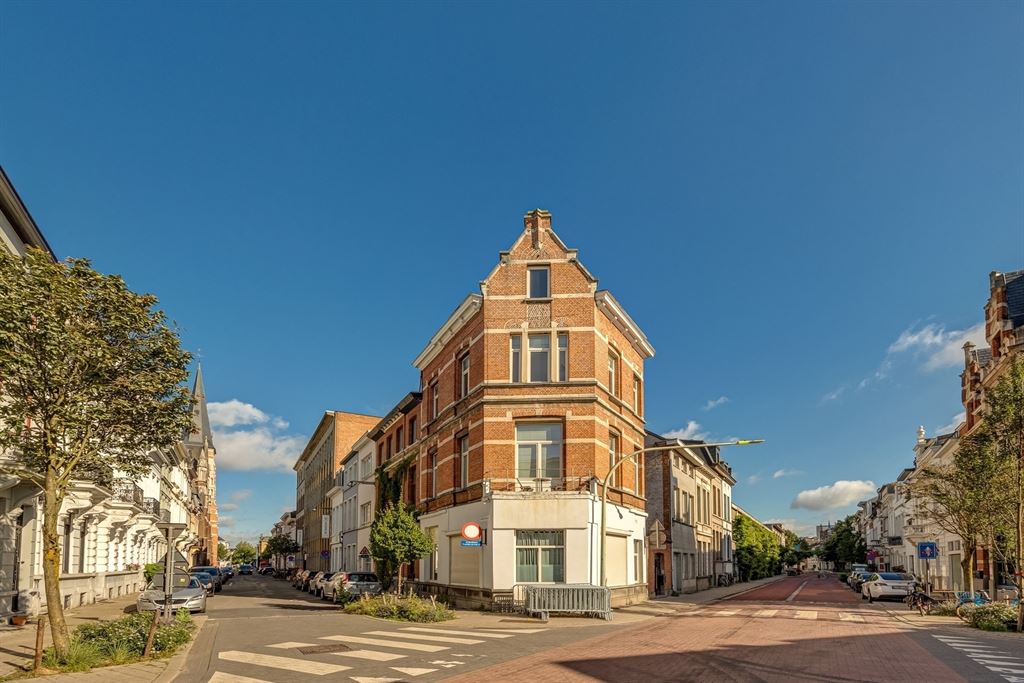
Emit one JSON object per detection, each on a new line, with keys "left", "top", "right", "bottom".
{"left": 523, "top": 209, "right": 552, "bottom": 249}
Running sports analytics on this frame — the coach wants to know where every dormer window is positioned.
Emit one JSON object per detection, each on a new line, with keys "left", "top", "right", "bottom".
{"left": 528, "top": 266, "right": 550, "bottom": 299}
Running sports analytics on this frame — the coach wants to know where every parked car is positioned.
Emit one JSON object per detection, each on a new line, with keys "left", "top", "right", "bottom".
{"left": 292, "top": 569, "right": 309, "bottom": 589}
{"left": 189, "top": 572, "right": 215, "bottom": 596}
{"left": 190, "top": 566, "right": 225, "bottom": 592}
{"left": 239, "top": 564, "right": 253, "bottom": 575}
{"left": 138, "top": 575, "right": 207, "bottom": 613}
{"left": 307, "top": 571, "right": 325, "bottom": 593}
{"left": 296, "top": 570, "right": 316, "bottom": 591}
{"left": 259, "top": 566, "right": 275, "bottom": 575}
{"left": 848, "top": 571, "right": 868, "bottom": 592}
{"left": 311, "top": 571, "right": 335, "bottom": 597}
{"left": 324, "top": 572, "right": 383, "bottom": 602}
{"left": 861, "top": 572, "right": 915, "bottom": 602}
{"left": 221, "top": 565, "right": 234, "bottom": 580}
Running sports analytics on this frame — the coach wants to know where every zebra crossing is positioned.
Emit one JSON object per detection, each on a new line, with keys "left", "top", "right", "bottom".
{"left": 209, "top": 625, "right": 548, "bottom": 682}
{"left": 932, "top": 634, "right": 1024, "bottom": 682}
{"left": 681, "top": 607, "right": 870, "bottom": 623}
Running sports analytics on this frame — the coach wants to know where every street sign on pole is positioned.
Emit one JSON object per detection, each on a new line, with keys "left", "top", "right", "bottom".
{"left": 460, "top": 540, "right": 482, "bottom": 547}
{"left": 917, "top": 542, "right": 938, "bottom": 560}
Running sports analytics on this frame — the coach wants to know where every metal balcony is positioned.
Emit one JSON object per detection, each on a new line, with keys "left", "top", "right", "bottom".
{"left": 111, "top": 478, "right": 143, "bottom": 506}
{"left": 141, "top": 497, "right": 161, "bottom": 517}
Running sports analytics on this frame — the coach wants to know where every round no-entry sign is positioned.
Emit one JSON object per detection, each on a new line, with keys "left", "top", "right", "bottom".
{"left": 461, "top": 522, "right": 482, "bottom": 541}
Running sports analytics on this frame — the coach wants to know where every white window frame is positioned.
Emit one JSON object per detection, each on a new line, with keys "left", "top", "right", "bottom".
{"left": 608, "top": 432, "right": 619, "bottom": 488}
{"left": 633, "top": 375, "right": 641, "bottom": 414}
{"left": 608, "top": 352, "right": 618, "bottom": 397}
{"left": 515, "top": 422, "right": 563, "bottom": 481}
{"left": 515, "top": 530, "right": 565, "bottom": 583}
{"left": 510, "top": 334, "right": 522, "bottom": 382}
{"left": 557, "top": 333, "right": 568, "bottom": 382}
{"left": 360, "top": 502, "right": 370, "bottom": 526}
{"left": 458, "top": 435, "right": 470, "bottom": 488}
{"left": 431, "top": 383, "right": 439, "bottom": 420}
{"left": 460, "top": 354, "right": 470, "bottom": 398}
{"left": 528, "top": 334, "right": 550, "bottom": 383}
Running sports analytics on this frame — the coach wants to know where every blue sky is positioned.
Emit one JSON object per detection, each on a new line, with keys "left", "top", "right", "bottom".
{"left": 3, "top": 2, "right": 1022, "bottom": 543}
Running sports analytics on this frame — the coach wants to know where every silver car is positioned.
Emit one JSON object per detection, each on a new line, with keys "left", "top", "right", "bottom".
{"left": 324, "top": 572, "right": 383, "bottom": 602}
{"left": 138, "top": 576, "right": 207, "bottom": 613}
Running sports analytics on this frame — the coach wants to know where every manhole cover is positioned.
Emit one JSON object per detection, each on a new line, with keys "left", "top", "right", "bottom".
{"left": 298, "top": 644, "right": 350, "bottom": 654}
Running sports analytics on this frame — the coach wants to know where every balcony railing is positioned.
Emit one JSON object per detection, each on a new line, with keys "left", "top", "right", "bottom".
{"left": 141, "top": 497, "right": 161, "bottom": 517}
{"left": 111, "top": 478, "right": 143, "bottom": 506}
{"left": 484, "top": 472, "right": 596, "bottom": 495}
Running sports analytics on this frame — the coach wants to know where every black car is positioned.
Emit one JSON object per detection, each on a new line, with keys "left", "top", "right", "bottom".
{"left": 239, "top": 564, "right": 253, "bottom": 575}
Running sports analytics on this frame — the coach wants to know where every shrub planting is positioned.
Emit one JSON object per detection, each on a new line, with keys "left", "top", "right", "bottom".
{"left": 342, "top": 594, "right": 454, "bottom": 622}
{"left": 967, "top": 603, "right": 1017, "bottom": 632}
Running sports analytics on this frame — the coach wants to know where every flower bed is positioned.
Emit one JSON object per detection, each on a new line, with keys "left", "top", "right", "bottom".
{"left": 39, "top": 609, "right": 195, "bottom": 673}
{"left": 342, "top": 594, "right": 454, "bottom": 623}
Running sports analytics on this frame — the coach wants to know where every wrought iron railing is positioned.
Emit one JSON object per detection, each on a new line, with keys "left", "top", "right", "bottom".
{"left": 484, "top": 472, "right": 596, "bottom": 494}
{"left": 112, "top": 478, "right": 143, "bottom": 506}
{"left": 142, "top": 497, "right": 160, "bottom": 517}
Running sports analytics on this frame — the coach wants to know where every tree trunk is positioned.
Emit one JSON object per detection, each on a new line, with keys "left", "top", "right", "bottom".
{"left": 962, "top": 549, "right": 975, "bottom": 597}
{"left": 396, "top": 562, "right": 403, "bottom": 595}
{"left": 1016, "top": 441, "right": 1023, "bottom": 633}
{"left": 987, "top": 543, "right": 998, "bottom": 596}
{"left": 42, "top": 468, "right": 70, "bottom": 657}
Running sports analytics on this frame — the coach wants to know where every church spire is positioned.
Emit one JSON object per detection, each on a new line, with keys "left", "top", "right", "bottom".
{"left": 186, "top": 364, "right": 214, "bottom": 447}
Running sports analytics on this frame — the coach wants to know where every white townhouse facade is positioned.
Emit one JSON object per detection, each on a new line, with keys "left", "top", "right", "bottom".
{"left": 336, "top": 434, "right": 375, "bottom": 574}
{"left": 0, "top": 166, "right": 215, "bottom": 620}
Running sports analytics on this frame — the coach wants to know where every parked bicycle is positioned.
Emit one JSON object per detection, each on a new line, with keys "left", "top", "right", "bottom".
{"left": 953, "top": 590, "right": 1020, "bottom": 620}
{"left": 717, "top": 573, "right": 735, "bottom": 587}
{"left": 904, "top": 589, "right": 938, "bottom": 616}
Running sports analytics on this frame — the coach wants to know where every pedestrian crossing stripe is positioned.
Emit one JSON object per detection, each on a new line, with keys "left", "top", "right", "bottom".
{"left": 400, "top": 626, "right": 514, "bottom": 639}
{"left": 363, "top": 630, "right": 484, "bottom": 644}
{"left": 838, "top": 613, "right": 864, "bottom": 622}
{"left": 333, "top": 650, "right": 406, "bottom": 661}
{"left": 320, "top": 635, "right": 449, "bottom": 652}
{"left": 390, "top": 667, "right": 437, "bottom": 677}
{"left": 476, "top": 628, "right": 547, "bottom": 634}
{"left": 219, "top": 651, "right": 351, "bottom": 675}
{"left": 350, "top": 678, "right": 401, "bottom": 683}
{"left": 932, "top": 635, "right": 1024, "bottom": 681}
{"left": 752, "top": 609, "right": 777, "bottom": 618}
{"left": 208, "top": 673, "right": 272, "bottom": 683}
{"left": 710, "top": 610, "right": 738, "bottom": 617}
{"left": 793, "top": 611, "right": 817, "bottom": 620}
{"left": 267, "top": 641, "right": 316, "bottom": 649}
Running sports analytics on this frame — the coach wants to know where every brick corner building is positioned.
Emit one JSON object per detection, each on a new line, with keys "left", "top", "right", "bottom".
{"left": 380, "top": 209, "right": 654, "bottom": 608}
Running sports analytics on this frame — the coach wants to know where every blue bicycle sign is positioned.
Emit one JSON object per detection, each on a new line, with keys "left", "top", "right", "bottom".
{"left": 917, "top": 542, "right": 938, "bottom": 559}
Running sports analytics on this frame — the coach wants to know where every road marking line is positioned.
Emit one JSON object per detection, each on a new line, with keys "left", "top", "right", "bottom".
{"left": 334, "top": 650, "right": 407, "bottom": 661}
{"left": 475, "top": 628, "right": 548, "bottom": 634}
{"left": 793, "top": 611, "right": 817, "bottom": 620}
{"left": 429, "top": 660, "right": 466, "bottom": 668}
{"left": 364, "top": 630, "right": 483, "bottom": 644}
{"left": 267, "top": 641, "right": 316, "bottom": 649}
{"left": 710, "top": 610, "right": 738, "bottom": 617}
{"left": 208, "top": 673, "right": 271, "bottom": 683}
{"left": 390, "top": 667, "right": 437, "bottom": 677}
{"left": 218, "top": 651, "right": 350, "bottom": 675}
{"left": 350, "top": 677, "right": 402, "bottom": 683}
{"left": 752, "top": 609, "right": 778, "bottom": 618}
{"left": 838, "top": 613, "right": 864, "bottom": 622}
{"left": 786, "top": 581, "right": 808, "bottom": 602}
{"left": 320, "top": 636, "right": 448, "bottom": 652}
{"left": 400, "top": 627, "right": 513, "bottom": 639}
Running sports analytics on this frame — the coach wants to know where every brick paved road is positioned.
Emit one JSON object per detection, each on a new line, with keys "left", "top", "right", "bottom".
{"left": 728, "top": 573, "right": 861, "bottom": 603}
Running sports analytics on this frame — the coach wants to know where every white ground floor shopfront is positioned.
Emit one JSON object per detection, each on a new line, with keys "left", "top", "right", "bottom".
{"left": 410, "top": 490, "right": 648, "bottom": 609}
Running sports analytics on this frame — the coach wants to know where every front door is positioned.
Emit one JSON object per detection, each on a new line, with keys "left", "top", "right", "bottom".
{"left": 654, "top": 554, "right": 665, "bottom": 596}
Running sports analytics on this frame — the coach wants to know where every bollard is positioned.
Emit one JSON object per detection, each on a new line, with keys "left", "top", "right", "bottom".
{"left": 33, "top": 615, "right": 47, "bottom": 670}
{"left": 143, "top": 610, "right": 160, "bottom": 657}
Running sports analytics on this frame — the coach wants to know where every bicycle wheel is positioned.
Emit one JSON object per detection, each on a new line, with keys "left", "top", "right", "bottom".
{"left": 956, "top": 602, "right": 973, "bottom": 621}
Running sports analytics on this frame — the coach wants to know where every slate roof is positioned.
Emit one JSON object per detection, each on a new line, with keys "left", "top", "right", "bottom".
{"left": 972, "top": 347, "right": 992, "bottom": 367}
{"left": 184, "top": 365, "right": 214, "bottom": 447}
{"left": 1004, "top": 269, "right": 1024, "bottom": 328}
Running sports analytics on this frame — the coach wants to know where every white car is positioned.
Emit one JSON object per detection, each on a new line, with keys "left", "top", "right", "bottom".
{"left": 138, "top": 576, "right": 207, "bottom": 613}
{"left": 312, "top": 572, "right": 336, "bottom": 597}
{"left": 861, "top": 572, "right": 915, "bottom": 602}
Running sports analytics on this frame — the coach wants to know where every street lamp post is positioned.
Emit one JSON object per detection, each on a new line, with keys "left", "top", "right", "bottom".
{"left": 598, "top": 439, "right": 764, "bottom": 588}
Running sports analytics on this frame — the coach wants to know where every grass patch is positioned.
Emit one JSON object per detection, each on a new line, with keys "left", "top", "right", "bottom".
{"left": 36, "top": 609, "right": 195, "bottom": 674}
{"left": 342, "top": 594, "right": 455, "bottom": 622}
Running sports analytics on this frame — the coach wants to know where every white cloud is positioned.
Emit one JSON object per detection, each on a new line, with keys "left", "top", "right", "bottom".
{"left": 230, "top": 490, "right": 253, "bottom": 503}
{"left": 220, "top": 503, "right": 238, "bottom": 511}
{"left": 662, "top": 421, "right": 709, "bottom": 441}
{"left": 934, "top": 411, "right": 966, "bottom": 436}
{"left": 747, "top": 474, "right": 761, "bottom": 485}
{"left": 215, "top": 427, "right": 307, "bottom": 472}
{"left": 820, "top": 386, "right": 845, "bottom": 403}
{"left": 764, "top": 518, "right": 817, "bottom": 537}
{"left": 773, "top": 469, "right": 801, "bottom": 479}
{"left": 208, "top": 400, "right": 272, "bottom": 428}
{"left": 888, "top": 322, "right": 986, "bottom": 372}
{"left": 790, "top": 480, "right": 876, "bottom": 511}
{"left": 703, "top": 396, "right": 729, "bottom": 411}
{"left": 219, "top": 516, "right": 236, "bottom": 529}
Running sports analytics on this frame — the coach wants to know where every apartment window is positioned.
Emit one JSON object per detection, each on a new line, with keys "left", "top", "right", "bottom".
{"left": 428, "top": 451, "right": 437, "bottom": 498}
{"left": 673, "top": 487, "right": 682, "bottom": 520}
{"left": 634, "top": 539, "right": 645, "bottom": 583}
{"left": 360, "top": 502, "right": 370, "bottom": 526}
{"left": 460, "top": 354, "right": 470, "bottom": 398}
{"left": 396, "top": 426, "right": 404, "bottom": 451}
{"left": 361, "top": 454, "right": 372, "bottom": 480}
{"left": 431, "top": 383, "right": 439, "bottom": 420}
{"left": 510, "top": 335, "right": 521, "bottom": 382}
{"left": 387, "top": 436, "right": 393, "bottom": 460}
{"left": 633, "top": 375, "right": 642, "bottom": 415}
{"left": 608, "top": 432, "right": 619, "bottom": 488}
{"left": 457, "top": 435, "right": 470, "bottom": 488}
{"left": 528, "top": 334, "right": 550, "bottom": 382}
{"left": 637, "top": 452, "right": 644, "bottom": 497}
{"left": 608, "top": 353, "right": 618, "bottom": 397}
{"left": 409, "top": 416, "right": 417, "bottom": 443}
{"left": 528, "top": 266, "right": 549, "bottom": 299}
{"left": 557, "top": 333, "right": 568, "bottom": 382}
{"left": 515, "top": 530, "right": 564, "bottom": 583}
{"left": 516, "top": 423, "right": 563, "bottom": 480}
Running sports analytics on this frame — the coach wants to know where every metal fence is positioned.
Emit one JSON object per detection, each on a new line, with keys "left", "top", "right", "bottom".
{"left": 523, "top": 584, "right": 612, "bottom": 622}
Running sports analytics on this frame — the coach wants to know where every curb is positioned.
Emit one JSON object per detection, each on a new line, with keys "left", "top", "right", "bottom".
{"left": 153, "top": 615, "right": 208, "bottom": 683}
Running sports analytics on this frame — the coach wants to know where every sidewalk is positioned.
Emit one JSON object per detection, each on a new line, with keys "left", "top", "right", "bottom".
{"left": 0, "top": 596, "right": 188, "bottom": 681}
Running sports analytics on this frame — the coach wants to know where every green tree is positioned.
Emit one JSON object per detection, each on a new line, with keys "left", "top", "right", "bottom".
{"left": 231, "top": 541, "right": 258, "bottom": 565}
{"left": 820, "top": 515, "right": 866, "bottom": 569}
{"left": 910, "top": 431, "right": 1012, "bottom": 597}
{"left": 977, "top": 355, "right": 1024, "bottom": 631}
{"left": 733, "top": 514, "right": 782, "bottom": 581}
{"left": 264, "top": 534, "right": 300, "bottom": 564}
{"left": 781, "top": 529, "right": 813, "bottom": 568}
{"left": 370, "top": 502, "right": 434, "bottom": 593}
{"left": 0, "top": 248, "right": 192, "bottom": 657}
{"left": 217, "top": 542, "right": 229, "bottom": 559}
